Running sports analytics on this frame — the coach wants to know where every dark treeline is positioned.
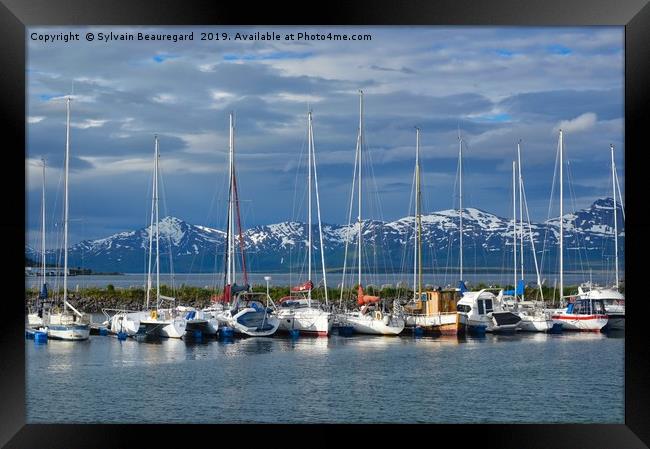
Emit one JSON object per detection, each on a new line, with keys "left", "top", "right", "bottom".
{"left": 25, "top": 281, "right": 620, "bottom": 314}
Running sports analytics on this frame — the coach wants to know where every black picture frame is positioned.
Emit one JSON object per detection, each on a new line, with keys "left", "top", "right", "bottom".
{"left": 2, "top": 0, "right": 649, "bottom": 447}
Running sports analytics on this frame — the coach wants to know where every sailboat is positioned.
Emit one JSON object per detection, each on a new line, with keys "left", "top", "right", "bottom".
{"left": 107, "top": 136, "right": 187, "bottom": 338}
{"left": 576, "top": 144, "right": 625, "bottom": 330}
{"left": 498, "top": 145, "right": 555, "bottom": 332}
{"left": 27, "top": 158, "right": 48, "bottom": 329}
{"left": 401, "top": 128, "right": 459, "bottom": 335}
{"left": 548, "top": 130, "right": 608, "bottom": 331}
{"left": 454, "top": 132, "right": 521, "bottom": 334}
{"left": 213, "top": 113, "right": 280, "bottom": 337}
{"left": 39, "top": 97, "right": 91, "bottom": 341}
{"left": 276, "top": 110, "right": 332, "bottom": 336}
{"left": 340, "top": 91, "right": 405, "bottom": 336}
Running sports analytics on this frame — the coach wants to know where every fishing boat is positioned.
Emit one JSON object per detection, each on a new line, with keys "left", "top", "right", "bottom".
{"left": 276, "top": 111, "right": 332, "bottom": 336}
{"left": 213, "top": 113, "right": 280, "bottom": 337}
{"left": 106, "top": 136, "right": 186, "bottom": 339}
{"left": 401, "top": 128, "right": 459, "bottom": 335}
{"left": 500, "top": 151, "right": 555, "bottom": 332}
{"left": 39, "top": 97, "right": 90, "bottom": 341}
{"left": 339, "top": 91, "right": 405, "bottom": 336}
{"left": 546, "top": 130, "right": 608, "bottom": 332}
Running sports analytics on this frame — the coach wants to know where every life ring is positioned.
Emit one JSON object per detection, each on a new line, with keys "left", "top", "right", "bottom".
{"left": 374, "top": 310, "right": 383, "bottom": 321}
{"left": 150, "top": 310, "right": 157, "bottom": 320}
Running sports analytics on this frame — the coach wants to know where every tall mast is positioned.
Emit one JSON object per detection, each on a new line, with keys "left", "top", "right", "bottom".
{"left": 307, "top": 110, "right": 313, "bottom": 305}
{"left": 63, "top": 97, "right": 70, "bottom": 311}
{"left": 513, "top": 161, "right": 517, "bottom": 298}
{"left": 357, "top": 90, "right": 363, "bottom": 289}
{"left": 611, "top": 144, "right": 619, "bottom": 290}
{"left": 559, "top": 129, "right": 564, "bottom": 301}
{"left": 458, "top": 131, "right": 463, "bottom": 282}
{"left": 227, "top": 113, "right": 234, "bottom": 287}
{"left": 517, "top": 141, "right": 524, "bottom": 284}
{"left": 414, "top": 127, "right": 422, "bottom": 300}
{"left": 41, "top": 158, "right": 46, "bottom": 289}
{"left": 146, "top": 137, "right": 156, "bottom": 310}
{"left": 155, "top": 136, "right": 160, "bottom": 309}
{"left": 311, "top": 111, "right": 329, "bottom": 305}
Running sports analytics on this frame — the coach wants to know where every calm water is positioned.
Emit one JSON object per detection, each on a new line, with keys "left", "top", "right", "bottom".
{"left": 26, "top": 331, "right": 624, "bottom": 424}
{"left": 25, "top": 271, "right": 620, "bottom": 290}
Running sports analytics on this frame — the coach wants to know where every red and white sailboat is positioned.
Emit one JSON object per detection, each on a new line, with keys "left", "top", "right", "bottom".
{"left": 548, "top": 130, "right": 608, "bottom": 331}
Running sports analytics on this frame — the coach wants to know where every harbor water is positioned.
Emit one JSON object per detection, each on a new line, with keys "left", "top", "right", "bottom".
{"left": 26, "top": 331, "right": 624, "bottom": 423}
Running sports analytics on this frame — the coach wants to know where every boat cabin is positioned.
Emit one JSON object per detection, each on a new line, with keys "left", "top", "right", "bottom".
{"left": 565, "top": 297, "right": 606, "bottom": 316}
{"left": 404, "top": 289, "right": 459, "bottom": 316}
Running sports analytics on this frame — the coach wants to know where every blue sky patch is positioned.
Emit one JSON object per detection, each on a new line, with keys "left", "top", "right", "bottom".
{"left": 547, "top": 44, "right": 572, "bottom": 55}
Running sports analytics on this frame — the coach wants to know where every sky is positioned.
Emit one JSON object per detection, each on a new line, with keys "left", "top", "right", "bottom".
{"left": 25, "top": 26, "right": 624, "bottom": 248}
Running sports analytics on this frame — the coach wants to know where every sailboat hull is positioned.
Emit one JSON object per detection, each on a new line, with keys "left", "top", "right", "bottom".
{"left": 343, "top": 312, "right": 405, "bottom": 335}
{"left": 404, "top": 313, "right": 458, "bottom": 335}
{"left": 277, "top": 308, "right": 331, "bottom": 336}
{"left": 46, "top": 324, "right": 90, "bottom": 340}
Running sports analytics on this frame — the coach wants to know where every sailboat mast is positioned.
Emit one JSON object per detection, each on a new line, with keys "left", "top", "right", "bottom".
{"left": 357, "top": 90, "right": 363, "bottom": 289}
{"left": 517, "top": 142, "right": 524, "bottom": 283}
{"left": 146, "top": 137, "right": 156, "bottom": 310}
{"left": 307, "top": 110, "right": 313, "bottom": 305}
{"left": 415, "top": 128, "right": 422, "bottom": 300}
{"left": 611, "top": 144, "right": 619, "bottom": 290}
{"left": 559, "top": 129, "right": 564, "bottom": 302}
{"left": 513, "top": 161, "right": 517, "bottom": 298}
{"left": 155, "top": 136, "right": 160, "bottom": 309}
{"left": 63, "top": 97, "right": 70, "bottom": 311}
{"left": 41, "top": 158, "right": 46, "bottom": 288}
{"left": 311, "top": 113, "right": 329, "bottom": 305}
{"left": 458, "top": 132, "right": 463, "bottom": 282}
{"left": 227, "top": 113, "right": 234, "bottom": 287}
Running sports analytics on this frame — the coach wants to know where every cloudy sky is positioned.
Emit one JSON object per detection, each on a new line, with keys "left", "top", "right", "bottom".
{"left": 26, "top": 26, "right": 624, "bottom": 247}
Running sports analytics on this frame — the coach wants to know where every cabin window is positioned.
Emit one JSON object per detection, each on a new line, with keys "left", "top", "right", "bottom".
{"left": 477, "top": 300, "right": 485, "bottom": 315}
{"left": 484, "top": 299, "right": 493, "bottom": 313}
{"left": 593, "top": 300, "right": 605, "bottom": 314}
{"left": 457, "top": 304, "right": 471, "bottom": 313}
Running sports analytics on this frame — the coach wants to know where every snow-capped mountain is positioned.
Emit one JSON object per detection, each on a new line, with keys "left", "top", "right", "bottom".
{"left": 26, "top": 198, "right": 624, "bottom": 273}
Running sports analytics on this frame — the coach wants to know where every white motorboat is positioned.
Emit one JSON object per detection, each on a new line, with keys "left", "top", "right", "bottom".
{"left": 175, "top": 305, "right": 219, "bottom": 336}
{"left": 456, "top": 289, "right": 522, "bottom": 333}
{"left": 577, "top": 284, "right": 623, "bottom": 330}
{"left": 549, "top": 295, "right": 608, "bottom": 331}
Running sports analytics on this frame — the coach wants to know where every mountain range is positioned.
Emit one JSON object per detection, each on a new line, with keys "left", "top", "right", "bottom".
{"left": 25, "top": 198, "right": 624, "bottom": 274}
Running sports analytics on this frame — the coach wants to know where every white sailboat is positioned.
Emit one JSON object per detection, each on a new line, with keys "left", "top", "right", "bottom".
{"left": 40, "top": 97, "right": 91, "bottom": 341}
{"left": 27, "top": 158, "right": 48, "bottom": 329}
{"left": 402, "top": 128, "right": 459, "bottom": 335}
{"left": 276, "top": 110, "right": 332, "bottom": 336}
{"left": 107, "top": 136, "right": 187, "bottom": 338}
{"left": 499, "top": 147, "right": 555, "bottom": 332}
{"left": 547, "top": 130, "right": 608, "bottom": 331}
{"left": 340, "top": 91, "right": 405, "bottom": 336}
{"left": 213, "top": 113, "right": 280, "bottom": 337}
{"left": 577, "top": 144, "right": 625, "bottom": 330}
{"left": 453, "top": 132, "right": 521, "bottom": 334}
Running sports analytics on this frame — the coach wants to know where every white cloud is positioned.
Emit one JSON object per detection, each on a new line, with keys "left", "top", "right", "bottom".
{"left": 152, "top": 93, "right": 176, "bottom": 104}
{"left": 28, "top": 116, "right": 46, "bottom": 124}
{"left": 555, "top": 112, "right": 597, "bottom": 133}
{"left": 71, "top": 119, "right": 108, "bottom": 129}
